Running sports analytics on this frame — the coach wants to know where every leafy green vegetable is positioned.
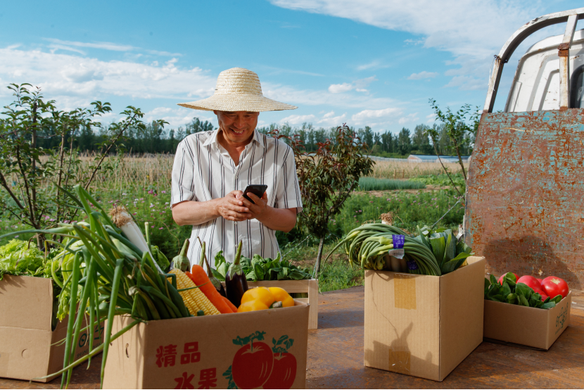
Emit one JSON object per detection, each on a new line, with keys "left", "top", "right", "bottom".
{"left": 416, "top": 226, "right": 472, "bottom": 274}
{"left": 484, "top": 272, "right": 562, "bottom": 309}
{"left": 213, "top": 251, "right": 312, "bottom": 281}
{"left": 0, "top": 239, "right": 46, "bottom": 279}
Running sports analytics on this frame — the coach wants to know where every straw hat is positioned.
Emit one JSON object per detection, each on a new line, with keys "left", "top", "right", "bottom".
{"left": 178, "top": 67, "right": 297, "bottom": 112}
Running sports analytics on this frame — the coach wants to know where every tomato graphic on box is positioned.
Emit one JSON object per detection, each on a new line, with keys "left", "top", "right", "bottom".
{"left": 226, "top": 331, "right": 274, "bottom": 389}
{"left": 263, "top": 335, "right": 297, "bottom": 389}
{"left": 222, "top": 331, "right": 297, "bottom": 389}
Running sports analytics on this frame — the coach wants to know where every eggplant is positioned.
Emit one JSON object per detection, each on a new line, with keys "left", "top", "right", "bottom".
{"left": 225, "top": 241, "right": 248, "bottom": 307}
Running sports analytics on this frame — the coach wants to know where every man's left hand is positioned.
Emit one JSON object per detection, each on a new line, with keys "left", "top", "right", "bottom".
{"left": 239, "top": 191, "right": 268, "bottom": 218}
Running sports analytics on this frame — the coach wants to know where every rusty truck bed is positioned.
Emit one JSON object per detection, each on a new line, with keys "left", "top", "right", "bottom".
{"left": 2, "top": 286, "right": 583, "bottom": 389}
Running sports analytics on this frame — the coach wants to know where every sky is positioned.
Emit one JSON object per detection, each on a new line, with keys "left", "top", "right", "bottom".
{"left": 0, "top": 0, "right": 582, "bottom": 135}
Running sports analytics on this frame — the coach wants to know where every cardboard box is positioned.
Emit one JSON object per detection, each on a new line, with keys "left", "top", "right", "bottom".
{"left": 483, "top": 291, "right": 571, "bottom": 350}
{"left": 247, "top": 279, "right": 319, "bottom": 329}
{"left": 103, "top": 301, "right": 309, "bottom": 389}
{"left": 0, "top": 275, "right": 103, "bottom": 382}
{"left": 364, "top": 256, "right": 485, "bottom": 381}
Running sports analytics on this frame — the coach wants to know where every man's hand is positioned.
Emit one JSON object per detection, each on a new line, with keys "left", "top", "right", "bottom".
{"left": 172, "top": 191, "right": 252, "bottom": 226}
{"left": 218, "top": 191, "right": 253, "bottom": 221}
{"left": 238, "top": 191, "right": 268, "bottom": 219}
{"left": 238, "top": 191, "right": 297, "bottom": 232}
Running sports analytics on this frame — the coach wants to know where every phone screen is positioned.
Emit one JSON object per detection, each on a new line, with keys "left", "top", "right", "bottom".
{"left": 242, "top": 184, "right": 267, "bottom": 204}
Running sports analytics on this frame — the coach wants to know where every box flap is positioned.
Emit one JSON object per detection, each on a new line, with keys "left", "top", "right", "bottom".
{"left": 364, "top": 270, "right": 441, "bottom": 380}
{"left": 0, "top": 275, "right": 53, "bottom": 330}
{"left": 439, "top": 256, "right": 484, "bottom": 380}
{"left": 0, "top": 326, "right": 52, "bottom": 381}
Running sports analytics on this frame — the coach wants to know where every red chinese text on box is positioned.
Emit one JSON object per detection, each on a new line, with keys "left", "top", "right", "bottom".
{"left": 174, "top": 368, "right": 217, "bottom": 389}
{"left": 156, "top": 342, "right": 201, "bottom": 368}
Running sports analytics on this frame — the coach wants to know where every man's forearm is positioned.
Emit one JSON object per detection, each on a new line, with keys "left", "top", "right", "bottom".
{"left": 172, "top": 200, "right": 220, "bottom": 226}
{"left": 256, "top": 207, "right": 297, "bottom": 233}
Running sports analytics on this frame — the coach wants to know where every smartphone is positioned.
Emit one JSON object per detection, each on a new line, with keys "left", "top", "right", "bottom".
{"left": 242, "top": 184, "right": 267, "bottom": 204}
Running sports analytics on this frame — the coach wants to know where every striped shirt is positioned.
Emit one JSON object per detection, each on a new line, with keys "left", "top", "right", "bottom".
{"left": 171, "top": 129, "right": 303, "bottom": 268}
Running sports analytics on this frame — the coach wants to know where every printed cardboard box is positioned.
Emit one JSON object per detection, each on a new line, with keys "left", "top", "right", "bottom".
{"left": 364, "top": 256, "right": 485, "bottom": 382}
{"left": 0, "top": 275, "right": 103, "bottom": 382}
{"left": 483, "top": 291, "right": 571, "bottom": 350}
{"left": 103, "top": 301, "right": 309, "bottom": 389}
{"left": 248, "top": 279, "right": 319, "bottom": 329}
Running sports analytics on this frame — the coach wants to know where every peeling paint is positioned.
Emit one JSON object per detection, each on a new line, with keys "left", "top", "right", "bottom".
{"left": 466, "top": 109, "right": 584, "bottom": 289}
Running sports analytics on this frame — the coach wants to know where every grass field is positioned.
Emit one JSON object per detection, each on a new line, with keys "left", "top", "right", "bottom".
{"left": 0, "top": 154, "right": 466, "bottom": 292}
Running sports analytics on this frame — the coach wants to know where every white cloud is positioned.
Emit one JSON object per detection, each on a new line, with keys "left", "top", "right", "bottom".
{"left": 0, "top": 46, "right": 216, "bottom": 109}
{"left": 328, "top": 76, "right": 377, "bottom": 94}
{"left": 329, "top": 83, "right": 354, "bottom": 93}
{"left": 317, "top": 112, "right": 347, "bottom": 127}
{"left": 45, "top": 38, "right": 135, "bottom": 52}
{"left": 278, "top": 114, "right": 318, "bottom": 125}
{"left": 408, "top": 71, "right": 438, "bottom": 80}
{"left": 270, "top": 0, "right": 549, "bottom": 84}
{"left": 352, "top": 107, "right": 401, "bottom": 123}
{"left": 398, "top": 113, "right": 419, "bottom": 125}
{"left": 443, "top": 75, "right": 486, "bottom": 91}
{"left": 356, "top": 60, "right": 384, "bottom": 71}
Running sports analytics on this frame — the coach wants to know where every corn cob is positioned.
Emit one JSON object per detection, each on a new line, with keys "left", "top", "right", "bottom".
{"left": 169, "top": 269, "right": 221, "bottom": 316}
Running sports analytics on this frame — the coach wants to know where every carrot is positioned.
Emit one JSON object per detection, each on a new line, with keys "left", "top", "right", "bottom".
{"left": 223, "top": 295, "right": 238, "bottom": 312}
{"left": 189, "top": 264, "right": 234, "bottom": 314}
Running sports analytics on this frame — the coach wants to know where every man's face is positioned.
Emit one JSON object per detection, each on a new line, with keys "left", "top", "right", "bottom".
{"left": 214, "top": 110, "right": 259, "bottom": 147}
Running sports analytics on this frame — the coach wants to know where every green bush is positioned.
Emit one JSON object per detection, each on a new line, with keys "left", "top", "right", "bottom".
{"left": 358, "top": 177, "right": 426, "bottom": 191}
{"left": 326, "top": 190, "right": 464, "bottom": 238}
{"left": 410, "top": 173, "right": 466, "bottom": 189}
{"left": 318, "top": 259, "right": 364, "bottom": 292}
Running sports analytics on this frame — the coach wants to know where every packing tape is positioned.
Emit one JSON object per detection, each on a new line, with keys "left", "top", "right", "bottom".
{"left": 388, "top": 348, "right": 411, "bottom": 373}
{"left": 394, "top": 274, "right": 416, "bottom": 310}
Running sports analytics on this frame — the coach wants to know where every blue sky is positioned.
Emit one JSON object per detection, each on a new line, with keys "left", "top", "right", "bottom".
{"left": 0, "top": 0, "right": 582, "bottom": 135}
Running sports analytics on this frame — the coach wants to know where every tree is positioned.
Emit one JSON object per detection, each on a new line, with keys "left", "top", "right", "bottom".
{"left": 412, "top": 124, "right": 433, "bottom": 154}
{"left": 0, "top": 83, "right": 158, "bottom": 244}
{"left": 427, "top": 98, "right": 480, "bottom": 195}
{"left": 397, "top": 127, "right": 412, "bottom": 155}
{"left": 358, "top": 126, "right": 374, "bottom": 150}
{"left": 185, "top": 117, "right": 214, "bottom": 135}
{"left": 272, "top": 124, "right": 374, "bottom": 276}
{"left": 381, "top": 131, "right": 394, "bottom": 153}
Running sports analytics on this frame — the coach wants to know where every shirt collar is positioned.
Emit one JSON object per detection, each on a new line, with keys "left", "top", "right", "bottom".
{"left": 203, "top": 129, "right": 265, "bottom": 149}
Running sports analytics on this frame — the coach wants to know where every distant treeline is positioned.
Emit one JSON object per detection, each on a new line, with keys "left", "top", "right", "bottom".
{"left": 35, "top": 117, "right": 474, "bottom": 157}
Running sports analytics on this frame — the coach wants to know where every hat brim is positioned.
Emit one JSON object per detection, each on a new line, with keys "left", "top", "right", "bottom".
{"left": 178, "top": 93, "right": 297, "bottom": 112}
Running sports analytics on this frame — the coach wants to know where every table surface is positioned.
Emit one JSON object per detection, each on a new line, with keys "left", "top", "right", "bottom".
{"left": 2, "top": 287, "right": 583, "bottom": 389}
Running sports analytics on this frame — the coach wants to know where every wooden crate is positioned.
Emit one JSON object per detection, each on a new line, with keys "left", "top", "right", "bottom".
{"left": 247, "top": 279, "right": 319, "bottom": 329}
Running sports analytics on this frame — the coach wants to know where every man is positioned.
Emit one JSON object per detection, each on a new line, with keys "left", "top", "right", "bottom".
{"left": 171, "top": 67, "right": 303, "bottom": 267}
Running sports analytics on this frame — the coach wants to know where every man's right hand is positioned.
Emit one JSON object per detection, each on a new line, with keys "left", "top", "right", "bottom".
{"left": 172, "top": 191, "right": 252, "bottom": 226}
{"left": 216, "top": 191, "right": 253, "bottom": 221}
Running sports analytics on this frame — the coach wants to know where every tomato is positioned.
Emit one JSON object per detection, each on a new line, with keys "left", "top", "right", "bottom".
{"left": 231, "top": 341, "right": 274, "bottom": 388}
{"left": 516, "top": 275, "right": 541, "bottom": 290}
{"left": 531, "top": 285, "right": 548, "bottom": 301}
{"left": 262, "top": 353, "right": 297, "bottom": 389}
{"left": 541, "top": 276, "right": 569, "bottom": 299}
{"left": 498, "top": 272, "right": 518, "bottom": 285}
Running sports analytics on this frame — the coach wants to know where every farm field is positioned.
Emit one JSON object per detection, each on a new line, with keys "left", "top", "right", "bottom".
{"left": 0, "top": 154, "right": 467, "bottom": 292}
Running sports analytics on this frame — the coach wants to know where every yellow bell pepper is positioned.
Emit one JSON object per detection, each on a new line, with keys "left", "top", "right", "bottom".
{"left": 268, "top": 287, "right": 294, "bottom": 308}
{"left": 237, "top": 286, "right": 294, "bottom": 312}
